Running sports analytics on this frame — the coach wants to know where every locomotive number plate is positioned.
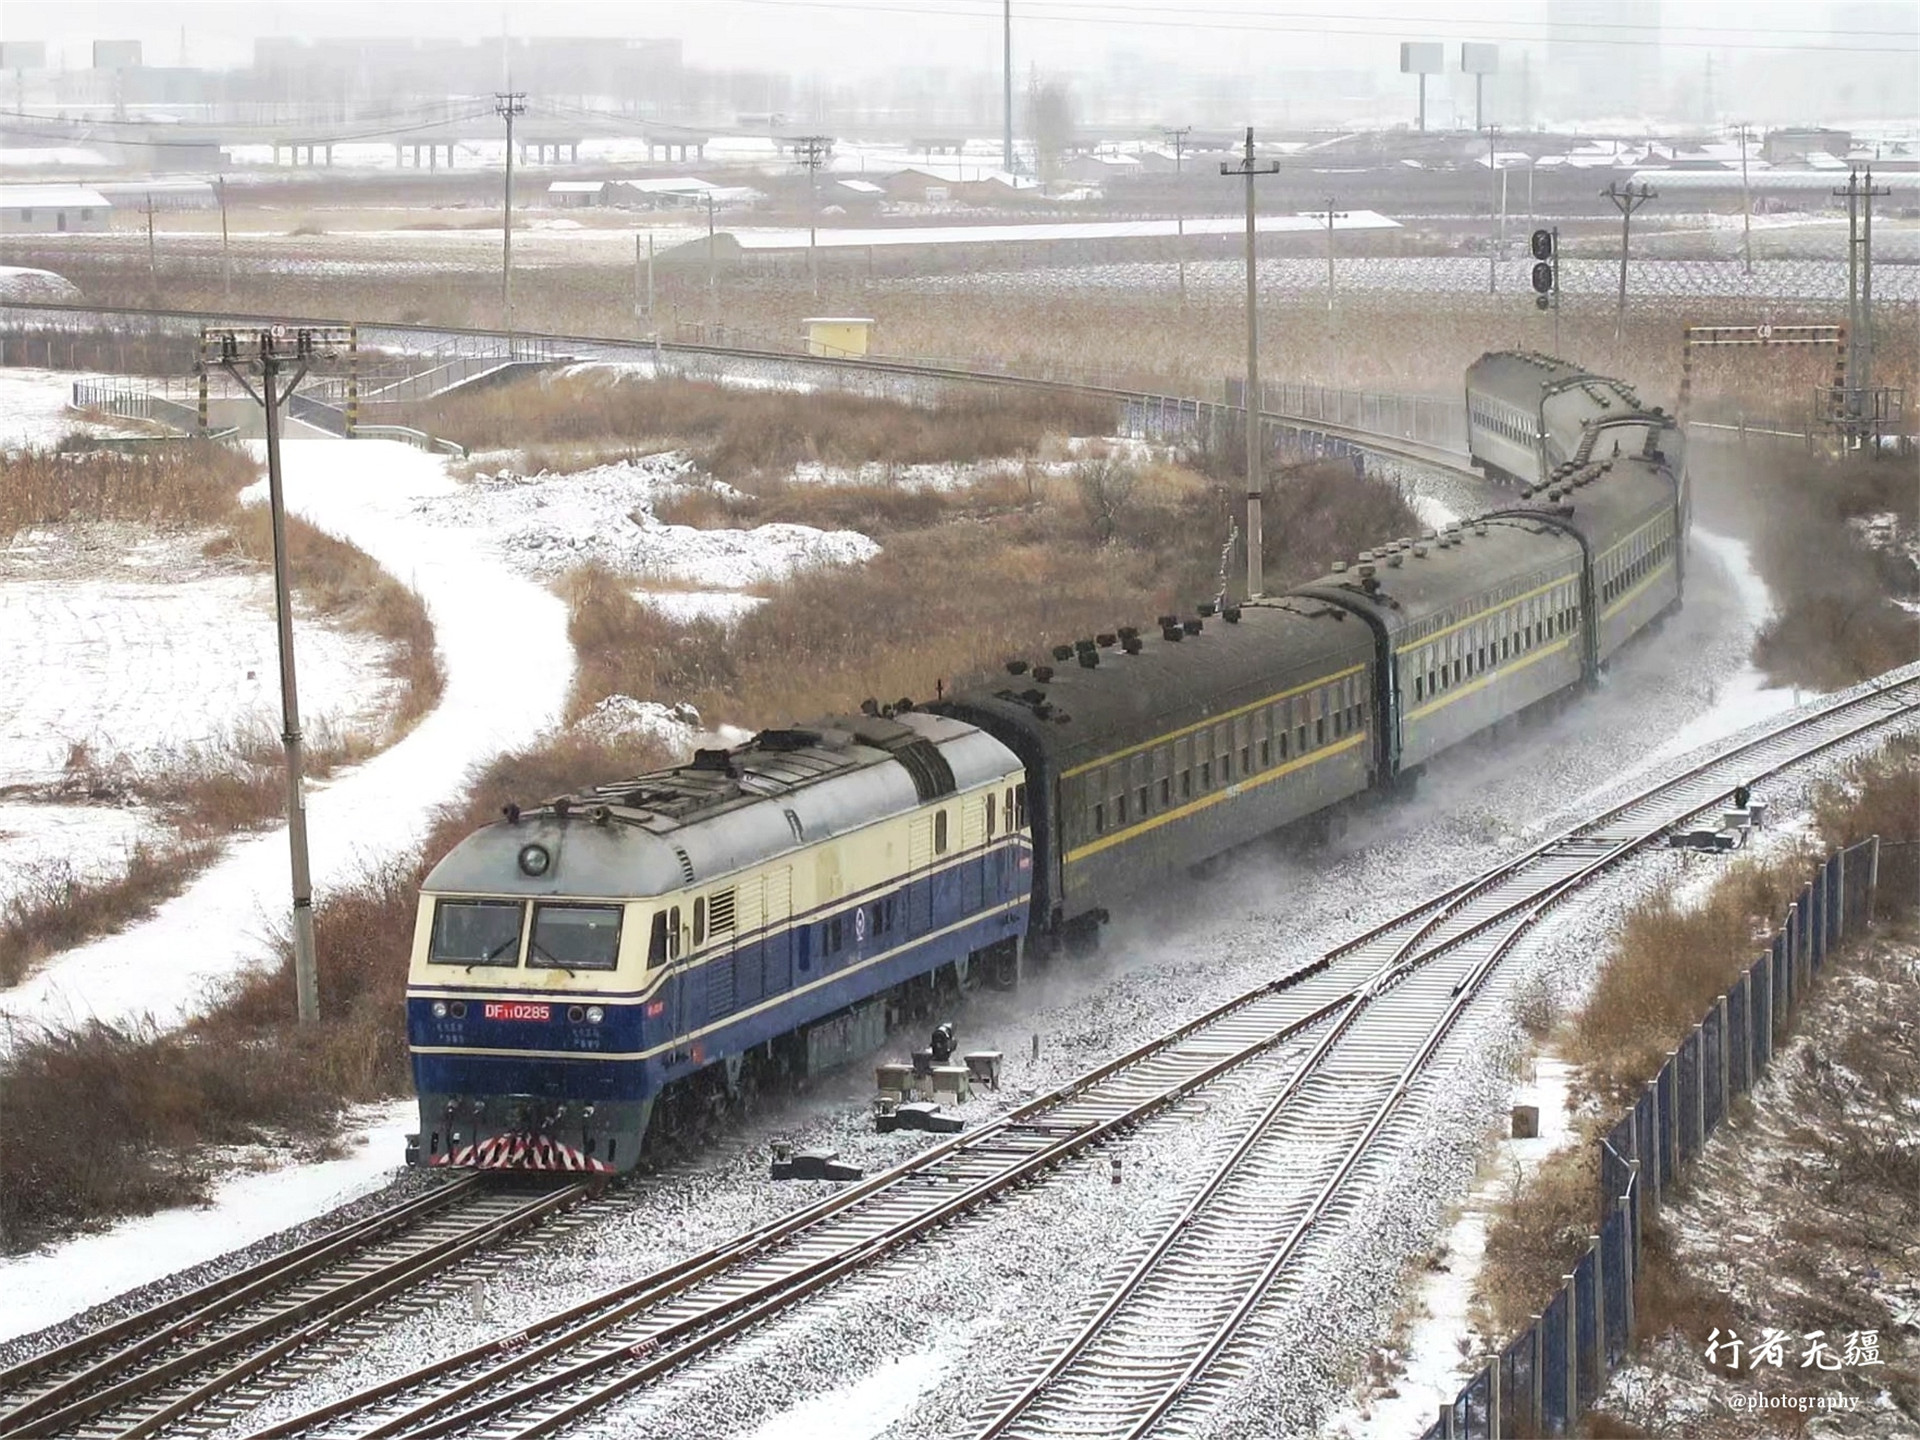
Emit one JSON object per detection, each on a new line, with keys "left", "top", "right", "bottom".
{"left": 483, "top": 1001, "right": 552, "bottom": 1022}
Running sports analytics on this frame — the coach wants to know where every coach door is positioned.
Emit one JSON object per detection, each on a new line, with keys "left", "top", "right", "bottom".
{"left": 908, "top": 814, "right": 933, "bottom": 932}
{"left": 764, "top": 867, "right": 792, "bottom": 994}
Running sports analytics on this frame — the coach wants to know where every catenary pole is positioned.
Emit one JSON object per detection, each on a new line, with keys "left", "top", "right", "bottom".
{"left": 496, "top": 91, "right": 525, "bottom": 334}
{"left": 1602, "top": 180, "right": 1655, "bottom": 344}
{"left": 1222, "top": 127, "right": 1280, "bottom": 599}
{"left": 203, "top": 326, "right": 349, "bottom": 1023}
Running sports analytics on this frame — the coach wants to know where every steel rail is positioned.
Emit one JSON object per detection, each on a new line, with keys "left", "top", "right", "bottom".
{"left": 261, "top": 670, "right": 1916, "bottom": 1440}
{"left": 0, "top": 1178, "right": 482, "bottom": 1431}
{"left": 975, "top": 669, "right": 1920, "bottom": 1439}
{"left": 0, "top": 1182, "right": 590, "bottom": 1440}
{"left": 0, "top": 300, "right": 1475, "bottom": 476}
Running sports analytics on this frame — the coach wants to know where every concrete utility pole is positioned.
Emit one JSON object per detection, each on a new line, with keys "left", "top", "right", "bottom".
{"left": 201, "top": 324, "right": 353, "bottom": 1026}
{"left": 1601, "top": 180, "right": 1656, "bottom": 342}
{"left": 1002, "top": 0, "right": 1014, "bottom": 172}
{"left": 795, "top": 134, "right": 832, "bottom": 297}
{"left": 216, "top": 174, "right": 232, "bottom": 304}
{"left": 1835, "top": 166, "right": 1891, "bottom": 444}
{"left": 705, "top": 191, "right": 718, "bottom": 310}
{"left": 1164, "top": 125, "right": 1190, "bottom": 306}
{"left": 1736, "top": 123, "right": 1753, "bottom": 275}
{"left": 1487, "top": 127, "right": 1499, "bottom": 295}
{"left": 1221, "top": 126, "right": 1281, "bottom": 599}
{"left": 1321, "top": 196, "right": 1348, "bottom": 312}
{"left": 496, "top": 91, "right": 525, "bottom": 334}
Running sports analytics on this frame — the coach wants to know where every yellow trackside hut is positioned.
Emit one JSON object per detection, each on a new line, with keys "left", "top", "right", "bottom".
{"left": 802, "top": 317, "right": 874, "bottom": 359}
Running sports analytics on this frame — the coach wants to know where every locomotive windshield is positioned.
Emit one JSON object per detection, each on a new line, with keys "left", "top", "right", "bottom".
{"left": 430, "top": 899, "right": 526, "bottom": 966}
{"left": 528, "top": 903, "right": 623, "bottom": 971}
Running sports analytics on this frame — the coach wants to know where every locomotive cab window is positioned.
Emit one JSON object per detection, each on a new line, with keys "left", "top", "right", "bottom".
{"left": 934, "top": 810, "right": 949, "bottom": 854}
{"left": 530, "top": 903, "right": 622, "bottom": 971}
{"left": 430, "top": 899, "right": 525, "bottom": 967}
{"left": 1014, "top": 784, "right": 1029, "bottom": 829}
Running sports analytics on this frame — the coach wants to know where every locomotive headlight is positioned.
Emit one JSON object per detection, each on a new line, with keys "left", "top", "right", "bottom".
{"left": 586, "top": 1006, "right": 605, "bottom": 1024}
{"left": 432, "top": 1001, "right": 448, "bottom": 1019}
{"left": 517, "top": 842, "right": 552, "bottom": 877}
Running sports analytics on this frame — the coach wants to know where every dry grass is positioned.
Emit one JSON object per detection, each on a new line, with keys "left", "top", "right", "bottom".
{"left": 563, "top": 455, "right": 1418, "bottom": 728}
{"left": 0, "top": 442, "right": 257, "bottom": 535}
{"left": 1476, "top": 733, "right": 1920, "bottom": 1347}
{"left": 405, "top": 373, "right": 1115, "bottom": 485}
{"left": 0, "top": 842, "right": 219, "bottom": 989}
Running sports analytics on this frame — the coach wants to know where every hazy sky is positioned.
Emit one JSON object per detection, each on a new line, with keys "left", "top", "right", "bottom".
{"left": 5, "top": 0, "right": 1914, "bottom": 78}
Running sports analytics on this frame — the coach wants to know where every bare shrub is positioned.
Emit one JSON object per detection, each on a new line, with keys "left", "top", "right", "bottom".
{"left": 402, "top": 374, "right": 1114, "bottom": 483}
{"left": 1074, "top": 455, "right": 1140, "bottom": 544}
{"left": 561, "top": 563, "right": 736, "bottom": 721}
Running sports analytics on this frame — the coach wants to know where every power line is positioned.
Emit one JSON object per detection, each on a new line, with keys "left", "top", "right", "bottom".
{"left": 707, "top": 0, "right": 1920, "bottom": 52}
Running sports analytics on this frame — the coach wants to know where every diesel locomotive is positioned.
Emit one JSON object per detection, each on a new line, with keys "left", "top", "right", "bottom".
{"left": 404, "top": 351, "right": 1685, "bottom": 1172}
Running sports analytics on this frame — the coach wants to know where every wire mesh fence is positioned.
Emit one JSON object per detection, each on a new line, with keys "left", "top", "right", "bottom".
{"left": 1418, "top": 837, "right": 1883, "bottom": 1440}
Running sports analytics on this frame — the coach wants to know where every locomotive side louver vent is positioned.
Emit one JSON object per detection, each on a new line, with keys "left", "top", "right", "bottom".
{"left": 672, "top": 846, "right": 696, "bottom": 884}
{"left": 708, "top": 888, "right": 737, "bottom": 936}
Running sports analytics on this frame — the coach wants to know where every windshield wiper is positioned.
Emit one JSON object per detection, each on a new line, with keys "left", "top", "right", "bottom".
{"left": 529, "top": 942, "right": 577, "bottom": 978}
{"left": 464, "top": 934, "right": 522, "bottom": 971}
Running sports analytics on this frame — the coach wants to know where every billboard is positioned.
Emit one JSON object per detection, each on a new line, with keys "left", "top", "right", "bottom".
{"left": 0, "top": 42, "right": 47, "bottom": 69}
{"left": 1461, "top": 42, "right": 1499, "bottom": 75}
{"left": 1400, "top": 42, "right": 1444, "bottom": 75}
{"left": 92, "top": 39, "right": 142, "bottom": 69}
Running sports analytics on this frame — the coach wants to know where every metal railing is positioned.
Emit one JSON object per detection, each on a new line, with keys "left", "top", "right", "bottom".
{"left": 1421, "top": 838, "right": 1881, "bottom": 1440}
{"left": 353, "top": 423, "right": 468, "bottom": 458}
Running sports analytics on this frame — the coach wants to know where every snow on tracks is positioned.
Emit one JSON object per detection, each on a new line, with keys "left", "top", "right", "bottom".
{"left": 0, "top": 438, "right": 571, "bottom": 1035}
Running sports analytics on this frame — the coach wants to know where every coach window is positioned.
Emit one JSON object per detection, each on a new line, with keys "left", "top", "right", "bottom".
{"left": 1014, "top": 783, "right": 1028, "bottom": 829}
{"left": 1093, "top": 802, "right": 1106, "bottom": 834}
{"left": 1137, "top": 784, "right": 1149, "bottom": 817}
{"left": 934, "top": 810, "right": 949, "bottom": 854}
{"left": 430, "top": 898, "right": 525, "bottom": 967}
{"left": 1117, "top": 793, "right": 1129, "bottom": 826}
{"left": 648, "top": 906, "right": 682, "bottom": 967}
{"left": 693, "top": 897, "right": 707, "bottom": 947}
{"left": 531, "top": 902, "right": 623, "bottom": 972}
{"left": 985, "top": 793, "right": 996, "bottom": 838}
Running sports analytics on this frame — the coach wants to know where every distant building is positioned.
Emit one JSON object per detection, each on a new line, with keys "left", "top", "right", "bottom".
{"left": 0, "top": 185, "right": 111, "bottom": 234}
{"left": 1763, "top": 128, "right": 1853, "bottom": 165}
{"left": 547, "top": 180, "right": 608, "bottom": 207}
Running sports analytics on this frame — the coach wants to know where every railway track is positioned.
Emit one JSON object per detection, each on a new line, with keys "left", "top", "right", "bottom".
{"left": 0, "top": 300, "right": 1476, "bottom": 477}
{"left": 967, "top": 664, "right": 1920, "bottom": 1438}
{"left": 0, "top": 1178, "right": 598, "bottom": 1440}
{"left": 232, "top": 667, "right": 1918, "bottom": 1440}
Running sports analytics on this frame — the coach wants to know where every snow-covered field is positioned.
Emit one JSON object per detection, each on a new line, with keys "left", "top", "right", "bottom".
{"left": 0, "top": 368, "right": 144, "bottom": 450}
{"left": 0, "top": 437, "right": 571, "bottom": 1035}
{"left": 418, "top": 456, "right": 880, "bottom": 589}
{"left": 0, "top": 528, "right": 397, "bottom": 787}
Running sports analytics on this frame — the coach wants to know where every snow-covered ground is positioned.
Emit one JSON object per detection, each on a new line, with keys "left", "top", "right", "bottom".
{"left": 418, "top": 456, "right": 879, "bottom": 589}
{"left": 0, "top": 528, "right": 396, "bottom": 786}
{"left": 0, "top": 802, "right": 161, "bottom": 912}
{"left": 0, "top": 368, "right": 143, "bottom": 449}
{"left": 0, "top": 1100, "right": 415, "bottom": 1345}
{"left": 0, "top": 437, "right": 571, "bottom": 1035}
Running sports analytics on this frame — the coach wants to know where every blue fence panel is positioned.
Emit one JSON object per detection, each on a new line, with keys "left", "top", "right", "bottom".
{"left": 1656, "top": 1058, "right": 1676, "bottom": 1185}
{"left": 1541, "top": 1288, "right": 1570, "bottom": 1436}
{"left": 1600, "top": 1119, "right": 1633, "bottom": 1201}
{"left": 1574, "top": 1249, "right": 1599, "bottom": 1412}
{"left": 1702, "top": 1007, "right": 1724, "bottom": 1137}
{"left": 1634, "top": 1089, "right": 1658, "bottom": 1211}
{"left": 1727, "top": 976, "right": 1750, "bottom": 1097}
{"left": 1773, "top": 930, "right": 1790, "bottom": 1027}
{"left": 1677, "top": 1031, "right": 1700, "bottom": 1165}
{"left": 1799, "top": 887, "right": 1813, "bottom": 981}
{"left": 1461, "top": 1364, "right": 1492, "bottom": 1440}
{"left": 1603, "top": 1206, "right": 1630, "bottom": 1363}
{"left": 1502, "top": 1326, "right": 1538, "bottom": 1439}
{"left": 1416, "top": 1425, "right": 1443, "bottom": 1440}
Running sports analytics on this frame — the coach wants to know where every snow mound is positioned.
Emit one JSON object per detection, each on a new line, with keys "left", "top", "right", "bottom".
{"left": 422, "top": 457, "right": 880, "bottom": 588}
{"left": 574, "top": 695, "right": 704, "bottom": 748}
{"left": 633, "top": 589, "right": 767, "bottom": 626}
{"left": 0, "top": 265, "right": 80, "bottom": 302}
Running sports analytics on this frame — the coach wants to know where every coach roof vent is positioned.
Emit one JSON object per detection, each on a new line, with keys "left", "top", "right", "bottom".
{"left": 1052, "top": 643, "right": 1075, "bottom": 661}
{"left": 1161, "top": 624, "right": 1183, "bottom": 641}
{"left": 1122, "top": 634, "right": 1144, "bottom": 653}
{"left": 1077, "top": 649, "right": 1099, "bottom": 668}
{"left": 1331, "top": 560, "right": 1348, "bottom": 572}
{"left": 1033, "top": 664, "right": 1054, "bottom": 682}
{"left": 1005, "top": 658, "right": 1029, "bottom": 675}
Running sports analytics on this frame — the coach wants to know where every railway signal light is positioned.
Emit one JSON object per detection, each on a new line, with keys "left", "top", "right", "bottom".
{"left": 1530, "top": 227, "right": 1557, "bottom": 312}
